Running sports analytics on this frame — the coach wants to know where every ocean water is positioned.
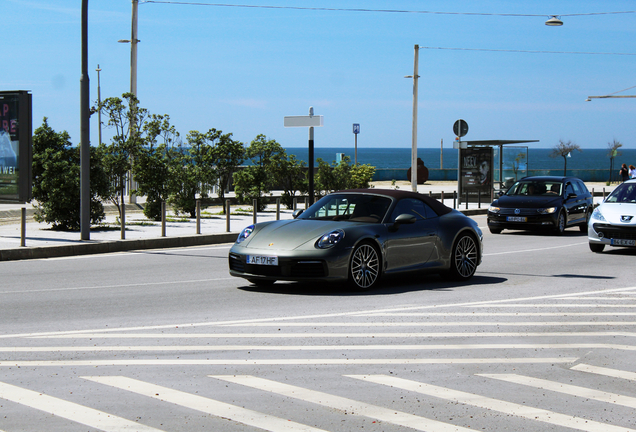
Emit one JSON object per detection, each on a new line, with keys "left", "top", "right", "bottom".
{"left": 284, "top": 147, "right": 636, "bottom": 171}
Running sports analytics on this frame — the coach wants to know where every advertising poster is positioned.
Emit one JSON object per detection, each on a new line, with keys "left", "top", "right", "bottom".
{"left": 459, "top": 146, "right": 493, "bottom": 203}
{"left": 0, "top": 91, "right": 31, "bottom": 202}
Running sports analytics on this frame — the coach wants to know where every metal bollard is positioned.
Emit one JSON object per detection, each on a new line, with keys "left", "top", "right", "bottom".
{"left": 603, "top": 188, "right": 606, "bottom": 200}
{"left": 161, "top": 201, "right": 166, "bottom": 237}
{"left": 465, "top": 192, "right": 469, "bottom": 210}
{"left": 20, "top": 207, "right": 26, "bottom": 247}
{"left": 121, "top": 201, "right": 126, "bottom": 240}
{"left": 276, "top": 198, "right": 280, "bottom": 220}
{"left": 441, "top": 191, "right": 444, "bottom": 203}
{"left": 253, "top": 199, "right": 258, "bottom": 224}
{"left": 453, "top": 191, "right": 457, "bottom": 209}
{"left": 196, "top": 200, "right": 201, "bottom": 234}
{"left": 478, "top": 191, "right": 481, "bottom": 208}
{"left": 305, "top": 197, "right": 309, "bottom": 209}
{"left": 293, "top": 197, "right": 297, "bottom": 211}
{"left": 226, "top": 200, "right": 231, "bottom": 232}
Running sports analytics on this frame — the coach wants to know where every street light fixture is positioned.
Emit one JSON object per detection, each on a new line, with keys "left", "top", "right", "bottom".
{"left": 545, "top": 16, "right": 563, "bottom": 26}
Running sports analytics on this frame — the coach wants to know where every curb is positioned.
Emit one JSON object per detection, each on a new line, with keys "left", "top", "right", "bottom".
{"left": 0, "top": 232, "right": 238, "bottom": 262}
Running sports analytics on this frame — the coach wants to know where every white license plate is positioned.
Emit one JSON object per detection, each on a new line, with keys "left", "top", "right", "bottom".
{"left": 612, "top": 239, "right": 636, "bottom": 246}
{"left": 506, "top": 216, "right": 527, "bottom": 222}
{"left": 247, "top": 255, "right": 279, "bottom": 266}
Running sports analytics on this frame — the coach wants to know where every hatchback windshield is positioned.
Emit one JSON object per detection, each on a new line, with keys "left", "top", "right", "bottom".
{"left": 606, "top": 182, "right": 636, "bottom": 203}
{"left": 507, "top": 180, "right": 562, "bottom": 197}
{"left": 298, "top": 194, "right": 392, "bottom": 223}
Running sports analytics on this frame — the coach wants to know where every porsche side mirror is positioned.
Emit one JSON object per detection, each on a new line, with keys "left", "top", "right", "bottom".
{"left": 394, "top": 214, "right": 416, "bottom": 225}
{"left": 292, "top": 209, "right": 304, "bottom": 219}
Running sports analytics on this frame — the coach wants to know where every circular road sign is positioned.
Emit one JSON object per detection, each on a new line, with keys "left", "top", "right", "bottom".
{"left": 453, "top": 119, "right": 469, "bottom": 137}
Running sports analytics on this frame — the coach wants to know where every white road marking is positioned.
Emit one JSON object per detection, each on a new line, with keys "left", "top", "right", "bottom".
{"left": 0, "top": 381, "right": 164, "bottom": 431}
{"left": 82, "top": 376, "right": 327, "bottom": 432}
{"left": 0, "top": 357, "right": 577, "bottom": 367}
{"left": 479, "top": 373, "right": 636, "bottom": 408}
{"left": 553, "top": 297, "right": 634, "bottom": 300}
{"left": 0, "top": 278, "right": 231, "bottom": 295}
{"left": 2, "top": 343, "right": 634, "bottom": 353}
{"left": 31, "top": 331, "right": 636, "bottom": 339}
{"left": 464, "top": 304, "right": 636, "bottom": 308}
{"left": 349, "top": 374, "right": 636, "bottom": 432}
{"left": 3, "top": 286, "right": 636, "bottom": 340}
{"left": 210, "top": 375, "right": 475, "bottom": 432}
{"left": 358, "top": 312, "right": 636, "bottom": 317}
{"left": 571, "top": 364, "right": 636, "bottom": 381}
{"left": 221, "top": 321, "right": 636, "bottom": 327}
{"left": 484, "top": 242, "right": 587, "bottom": 255}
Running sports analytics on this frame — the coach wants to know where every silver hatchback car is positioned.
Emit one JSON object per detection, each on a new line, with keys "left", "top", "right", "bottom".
{"left": 588, "top": 179, "right": 636, "bottom": 253}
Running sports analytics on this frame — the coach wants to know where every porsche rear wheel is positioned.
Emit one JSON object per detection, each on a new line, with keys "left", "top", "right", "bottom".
{"left": 448, "top": 234, "right": 479, "bottom": 281}
{"left": 349, "top": 242, "right": 381, "bottom": 290}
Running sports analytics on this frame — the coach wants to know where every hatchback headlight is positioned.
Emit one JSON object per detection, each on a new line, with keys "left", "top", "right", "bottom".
{"left": 317, "top": 229, "right": 345, "bottom": 249}
{"left": 237, "top": 225, "right": 254, "bottom": 243}
{"left": 538, "top": 207, "right": 557, "bottom": 214}
{"left": 591, "top": 207, "right": 606, "bottom": 222}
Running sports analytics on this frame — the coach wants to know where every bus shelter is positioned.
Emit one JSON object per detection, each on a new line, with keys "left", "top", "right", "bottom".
{"left": 456, "top": 139, "right": 538, "bottom": 204}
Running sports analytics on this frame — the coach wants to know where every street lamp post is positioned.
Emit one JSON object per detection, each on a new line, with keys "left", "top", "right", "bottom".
{"left": 80, "top": 0, "right": 90, "bottom": 241}
{"left": 404, "top": 44, "right": 420, "bottom": 192}
{"left": 118, "top": 0, "right": 140, "bottom": 204}
{"left": 96, "top": 64, "right": 102, "bottom": 146}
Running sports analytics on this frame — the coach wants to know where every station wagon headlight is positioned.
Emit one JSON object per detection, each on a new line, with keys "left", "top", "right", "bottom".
{"left": 317, "top": 229, "right": 345, "bottom": 249}
{"left": 538, "top": 207, "right": 557, "bottom": 214}
{"left": 591, "top": 207, "right": 606, "bottom": 222}
{"left": 237, "top": 225, "right": 254, "bottom": 243}
{"left": 488, "top": 206, "right": 500, "bottom": 213}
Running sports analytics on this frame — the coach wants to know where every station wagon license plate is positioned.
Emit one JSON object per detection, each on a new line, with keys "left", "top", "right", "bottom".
{"left": 247, "top": 255, "right": 279, "bottom": 266}
{"left": 611, "top": 239, "right": 636, "bottom": 247}
{"left": 506, "top": 216, "right": 527, "bottom": 222}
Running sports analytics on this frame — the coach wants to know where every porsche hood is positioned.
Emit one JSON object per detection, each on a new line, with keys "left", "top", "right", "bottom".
{"left": 241, "top": 219, "right": 349, "bottom": 250}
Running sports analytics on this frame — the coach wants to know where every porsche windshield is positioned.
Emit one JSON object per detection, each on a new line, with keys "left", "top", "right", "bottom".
{"left": 507, "top": 180, "right": 563, "bottom": 197}
{"left": 298, "top": 194, "right": 392, "bottom": 223}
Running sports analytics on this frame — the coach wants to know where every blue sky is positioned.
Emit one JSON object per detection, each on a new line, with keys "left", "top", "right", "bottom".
{"left": 5, "top": 1, "right": 636, "bottom": 150}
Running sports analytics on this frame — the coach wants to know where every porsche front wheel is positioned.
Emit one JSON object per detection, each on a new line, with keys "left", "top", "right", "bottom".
{"left": 349, "top": 242, "right": 381, "bottom": 290}
{"left": 448, "top": 234, "right": 479, "bottom": 281}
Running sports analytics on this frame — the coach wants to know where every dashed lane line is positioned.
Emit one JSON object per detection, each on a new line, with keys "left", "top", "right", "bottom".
{"left": 349, "top": 374, "right": 636, "bottom": 432}
{"left": 0, "top": 381, "right": 164, "bottom": 432}
{"left": 571, "top": 363, "right": 636, "bottom": 382}
{"left": 478, "top": 373, "right": 636, "bottom": 409}
{"left": 210, "top": 374, "right": 475, "bottom": 432}
{"left": 82, "top": 376, "right": 328, "bottom": 432}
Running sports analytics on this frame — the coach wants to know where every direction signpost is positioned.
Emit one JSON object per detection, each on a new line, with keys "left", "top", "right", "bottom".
{"left": 284, "top": 107, "right": 324, "bottom": 205}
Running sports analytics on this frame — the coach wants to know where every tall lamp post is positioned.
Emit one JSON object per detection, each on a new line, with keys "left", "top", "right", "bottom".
{"left": 404, "top": 44, "right": 420, "bottom": 192}
{"left": 80, "top": 0, "right": 90, "bottom": 240}
{"left": 96, "top": 64, "right": 102, "bottom": 146}
{"left": 118, "top": 0, "right": 140, "bottom": 204}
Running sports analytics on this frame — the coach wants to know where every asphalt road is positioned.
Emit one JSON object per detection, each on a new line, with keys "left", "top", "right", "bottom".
{"left": 1, "top": 214, "right": 635, "bottom": 432}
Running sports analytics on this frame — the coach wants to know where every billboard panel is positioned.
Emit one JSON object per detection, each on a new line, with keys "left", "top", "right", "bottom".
{"left": 458, "top": 146, "right": 493, "bottom": 203}
{"left": 0, "top": 91, "right": 32, "bottom": 203}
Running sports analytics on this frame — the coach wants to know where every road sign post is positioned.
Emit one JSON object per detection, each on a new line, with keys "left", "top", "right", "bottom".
{"left": 284, "top": 107, "right": 324, "bottom": 205}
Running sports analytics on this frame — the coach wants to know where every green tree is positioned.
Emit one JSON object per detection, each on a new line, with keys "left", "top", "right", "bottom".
{"left": 315, "top": 156, "right": 375, "bottom": 196}
{"left": 270, "top": 152, "right": 307, "bottom": 209}
{"left": 133, "top": 114, "right": 180, "bottom": 220}
{"left": 31, "top": 118, "right": 109, "bottom": 230}
{"left": 210, "top": 130, "right": 244, "bottom": 210}
{"left": 96, "top": 93, "right": 148, "bottom": 219}
{"left": 549, "top": 139, "right": 581, "bottom": 176}
{"left": 607, "top": 139, "right": 623, "bottom": 183}
{"left": 233, "top": 135, "right": 284, "bottom": 211}
{"left": 167, "top": 129, "right": 218, "bottom": 217}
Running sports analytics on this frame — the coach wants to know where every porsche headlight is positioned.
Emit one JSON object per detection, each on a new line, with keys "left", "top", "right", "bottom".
{"left": 591, "top": 207, "right": 606, "bottom": 222}
{"left": 236, "top": 225, "right": 254, "bottom": 243}
{"left": 538, "top": 207, "right": 557, "bottom": 214}
{"left": 316, "top": 229, "right": 345, "bottom": 249}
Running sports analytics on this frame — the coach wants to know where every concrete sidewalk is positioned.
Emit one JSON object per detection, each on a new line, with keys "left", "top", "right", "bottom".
{"left": 0, "top": 181, "right": 615, "bottom": 261}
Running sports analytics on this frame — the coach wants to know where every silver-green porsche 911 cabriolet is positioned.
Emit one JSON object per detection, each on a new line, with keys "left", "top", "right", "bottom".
{"left": 228, "top": 189, "right": 483, "bottom": 290}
